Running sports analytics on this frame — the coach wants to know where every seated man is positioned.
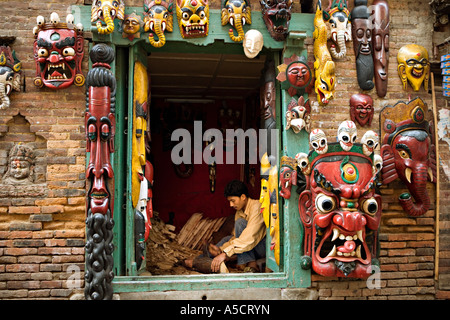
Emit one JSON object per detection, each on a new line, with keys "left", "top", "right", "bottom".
{"left": 185, "top": 180, "right": 266, "bottom": 273}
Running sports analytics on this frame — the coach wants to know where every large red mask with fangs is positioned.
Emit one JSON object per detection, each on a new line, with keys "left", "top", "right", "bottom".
{"left": 298, "top": 142, "right": 382, "bottom": 278}
{"left": 33, "top": 18, "right": 84, "bottom": 90}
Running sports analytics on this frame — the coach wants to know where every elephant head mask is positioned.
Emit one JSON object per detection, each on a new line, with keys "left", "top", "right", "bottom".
{"left": 380, "top": 97, "right": 436, "bottom": 216}
{"left": 91, "top": 0, "right": 125, "bottom": 35}
{"left": 221, "top": 0, "right": 251, "bottom": 42}
{"left": 144, "top": 0, "right": 174, "bottom": 47}
{"left": 0, "top": 45, "right": 21, "bottom": 110}
{"left": 324, "top": 0, "right": 351, "bottom": 60}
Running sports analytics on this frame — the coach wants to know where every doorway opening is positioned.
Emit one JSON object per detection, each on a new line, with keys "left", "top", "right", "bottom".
{"left": 143, "top": 52, "right": 271, "bottom": 275}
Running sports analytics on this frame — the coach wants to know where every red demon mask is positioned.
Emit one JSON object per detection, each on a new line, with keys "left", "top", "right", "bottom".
{"left": 33, "top": 13, "right": 84, "bottom": 89}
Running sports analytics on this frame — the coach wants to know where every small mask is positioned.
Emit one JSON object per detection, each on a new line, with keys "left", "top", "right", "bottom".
{"left": 373, "top": 154, "right": 383, "bottom": 176}
{"left": 285, "top": 96, "right": 311, "bottom": 134}
{"left": 361, "top": 130, "right": 379, "bottom": 156}
{"left": 243, "top": 29, "right": 263, "bottom": 59}
{"left": 121, "top": 13, "right": 143, "bottom": 41}
{"left": 324, "top": 0, "right": 351, "bottom": 59}
{"left": 277, "top": 54, "right": 312, "bottom": 97}
{"left": 176, "top": 0, "right": 209, "bottom": 38}
{"left": 143, "top": 0, "right": 174, "bottom": 47}
{"left": 279, "top": 156, "right": 297, "bottom": 200}
{"left": 91, "top": 0, "right": 125, "bottom": 35}
{"left": 397, "top": 44, "right": 430, "bottom": 92}
{"left": 310, "top": 129, "right": 328, "bottom": 155}
{"left": 260, "top": 0, "right": 292, "bottom": 41}
{"left": 221, "top": 0, "right": 251, "bottom": 42}
{"left": 350, "top": 94, "right": 374, "bottom": 127}
{"left": 0, "top": 44, "right": 22, "bottom": 110}
{"left": 295, "top": 152, "right": 311, "bottom": 176}
{"left": 337, "top": 121, "right": 357, "bottom": 151}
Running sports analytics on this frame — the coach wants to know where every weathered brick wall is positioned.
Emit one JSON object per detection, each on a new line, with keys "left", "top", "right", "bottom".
{"left": 0, "top": 0, "right": 448, "bottom": 300}
{"left": 0, "top": 0, "right": 87, "bottom": 299}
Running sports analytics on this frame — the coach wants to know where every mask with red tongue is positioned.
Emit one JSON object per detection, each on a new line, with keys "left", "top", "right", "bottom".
{"left": 33, "top": 12, "right": 84, "bottom": 90}
{"left": 298, "top": 125, "right": 382, "bottom": 278}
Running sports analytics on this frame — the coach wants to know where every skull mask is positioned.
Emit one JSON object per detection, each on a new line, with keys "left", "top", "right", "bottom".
{"left": 361, "top": 130, "right": 379, "bottom": 156}
{"left": 337, "top": 120, "right": 357, "bottom": 151}
{"left": 310, "top": 129, "right": 328, "bottom": 155}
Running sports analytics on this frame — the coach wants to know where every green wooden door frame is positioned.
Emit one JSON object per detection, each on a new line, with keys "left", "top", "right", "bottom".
{"left": 75, "top": 5, "right": 314, "bottom": 292}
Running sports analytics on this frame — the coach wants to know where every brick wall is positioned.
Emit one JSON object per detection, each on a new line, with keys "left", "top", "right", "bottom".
{"left": 0, "top": 0, "right": 87, "bottom": 299}
{"left": 0, "top": 0, "right": 448, "bottom": 300}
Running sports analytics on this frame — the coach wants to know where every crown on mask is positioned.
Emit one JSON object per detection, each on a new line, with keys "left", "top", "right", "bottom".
{"left": 380, "top": 97, "right": 430, "bottom": 146}
{"left": 33, "top": 12, "right": 84, "bottom": 37}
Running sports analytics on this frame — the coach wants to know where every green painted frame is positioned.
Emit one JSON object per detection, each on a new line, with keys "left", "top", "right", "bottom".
{"left": 75, "top": 4, "right": 314, "bottom": 292}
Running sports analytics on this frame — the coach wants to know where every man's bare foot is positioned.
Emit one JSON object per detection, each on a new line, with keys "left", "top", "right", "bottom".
{"left": 184, "top": 259, "right": 193, "bottom": 268}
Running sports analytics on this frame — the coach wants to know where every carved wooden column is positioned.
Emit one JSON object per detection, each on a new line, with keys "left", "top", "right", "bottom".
{"left": 84, "top": 43, "right": 116, "bottom": 300}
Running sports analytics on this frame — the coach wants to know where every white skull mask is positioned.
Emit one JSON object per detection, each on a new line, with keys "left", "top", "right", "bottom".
{"left": 337, "top": 121, "right": 357, "bottom": 151}
{"left": 295, "top": 152, "right": 311, "bottom": 175}
{"left": 361, "top": 130, "right": 379, "bottom": 156}
{"left": 310, "top": 129, "right": 328, "bottom": 154}
{"left": 373, "top": 154, "right": 383, "bottom": 175}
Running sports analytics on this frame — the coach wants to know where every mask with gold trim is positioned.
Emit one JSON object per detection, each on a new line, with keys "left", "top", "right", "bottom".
{"left": 176, "top": 0, "right": 209, "bottom": 38}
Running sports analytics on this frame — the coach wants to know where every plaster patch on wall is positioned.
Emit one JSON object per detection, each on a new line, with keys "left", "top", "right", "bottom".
{"left": 438, "top": 108, "right": 450, "bottom": 179}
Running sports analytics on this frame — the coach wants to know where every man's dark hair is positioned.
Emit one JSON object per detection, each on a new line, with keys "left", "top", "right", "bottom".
{"left": 224, "top": 180, "right": 249, "bottom": 198}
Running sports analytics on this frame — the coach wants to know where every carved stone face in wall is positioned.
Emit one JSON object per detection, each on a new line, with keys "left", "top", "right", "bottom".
{"left": 2, "top": 144, "right": 35, "bottom": 185}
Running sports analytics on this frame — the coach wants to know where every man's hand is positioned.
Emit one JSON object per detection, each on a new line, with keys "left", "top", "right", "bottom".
{"left": 211, "top": 252, "right": 227, "bottom": 273}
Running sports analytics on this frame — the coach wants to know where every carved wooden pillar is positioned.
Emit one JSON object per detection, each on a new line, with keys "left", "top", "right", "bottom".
{"left": 84, "top": 43, "right": 116, "bottom": 300}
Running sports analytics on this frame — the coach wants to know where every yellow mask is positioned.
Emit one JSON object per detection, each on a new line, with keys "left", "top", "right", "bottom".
{"left": 397, "top": 44, "right": 430, "bottom": 92}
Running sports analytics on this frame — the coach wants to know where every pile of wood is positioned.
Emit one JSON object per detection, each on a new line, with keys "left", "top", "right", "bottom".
{"left": 176, "top": 213, "right": 228, "bottom": 250}
{"left": 145, "top": 212, "right": 202, "bottom": 275}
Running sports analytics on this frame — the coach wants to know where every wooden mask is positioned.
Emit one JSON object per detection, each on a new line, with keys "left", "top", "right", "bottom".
{"left": 91, "top": 0, "right": 125, "bottom": 35}
{"left": 33, "top": 12, "right": 84, "bottom": 89}
{"left": 380, "top": 97, "right": 436, "bottom": 216}
{"left": 372, "top": 0, "right": 390, "bottom": 97}
{"left": 0, "top": 44, "right": 21, "bottom": 110}
{"left": 351, "top": 0, "right": 374, "bottom": 91}
{"left": 350, "top": 93, "right": 374, "bottom": 127}
{"left": 324, "top": 0, "right": 351, "bottom": 60}
{"left": 176, "top": 0, "right": 209, "bottom": 38}
{"left": 144, "top": 0, "right": 174, "bottom": 47}
{"left": 299, "top": 127, "right": 382, "bottom": 278}
{"left": 260, "top": 0, "right": 293, "bottom": 41}
{"left": 221, "top": 0, "right": 251, "bottom": 42}
{"left": 397, "top": 44, "right": 430, "bottom": 92}
{"left": 313, "top": 2, "right": 336, "bottom": 105}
